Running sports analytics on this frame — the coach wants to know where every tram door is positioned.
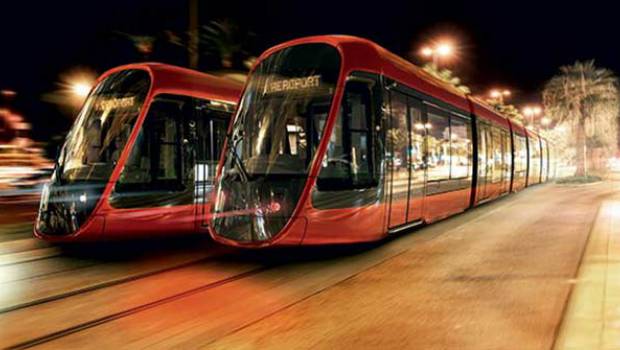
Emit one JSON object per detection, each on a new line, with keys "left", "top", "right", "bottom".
{"left": 476, "top": 123, "right": 493, "bottom": 202}
{"left": 406, "top": 97, "right": 425, "bottom": 222}
{"left": 193, "top": 102, "right": 230, "bottom": 227}
{"left": 386, "top": 90, "right": 426, "bottom": 229}
{"left": 386, "top": 92, "right": 409, "bottom": 229}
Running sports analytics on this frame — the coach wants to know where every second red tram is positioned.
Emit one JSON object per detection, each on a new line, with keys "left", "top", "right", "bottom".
{"left": 35, "top": 63, "right": 243, "bottom": 241}
{"left": 210, "top": 35, "right": 553, "bottom": 247}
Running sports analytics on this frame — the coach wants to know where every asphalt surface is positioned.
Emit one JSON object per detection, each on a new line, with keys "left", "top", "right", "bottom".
{"left": 0, "top": 182, "right": 615, "bottom": 349}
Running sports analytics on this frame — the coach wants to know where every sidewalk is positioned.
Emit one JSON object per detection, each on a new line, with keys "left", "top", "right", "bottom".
{"left": 555, "top": 184, "right": 620, "bottom": 349}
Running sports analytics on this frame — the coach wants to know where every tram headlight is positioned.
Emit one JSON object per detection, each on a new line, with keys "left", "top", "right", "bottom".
{"left": 79, "top": 193, "right": 87, "bottom": 203}
{"left": 268, "top": 201, "right": 281, "bottom": 213}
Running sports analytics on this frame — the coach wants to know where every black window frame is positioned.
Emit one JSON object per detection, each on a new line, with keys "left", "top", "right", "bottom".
{"left": 316, "top": 73, "right": 379, "bottom": 191}
{"left": 110, "top": 94, "right": 234, "bottom": 209}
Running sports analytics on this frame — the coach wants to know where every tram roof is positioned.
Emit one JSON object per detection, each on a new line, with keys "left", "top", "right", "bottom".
{"left": 100, "top": 63, "right": 243, "bottom": 104}
{"left": 261, "top": 35, "right": 531, "bottom": 131}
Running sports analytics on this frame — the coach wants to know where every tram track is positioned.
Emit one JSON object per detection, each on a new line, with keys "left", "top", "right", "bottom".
{"left": 1, "top": 184, "right": 612, "bottom": 349}
{"left": 0, "top": 247, "right": 230, "bottom": 314}
{"left": 4, "top": 266, "right": 270, "bottom": 350}
{"left": 13, "top": 187, "right": 558, "bottom": 349}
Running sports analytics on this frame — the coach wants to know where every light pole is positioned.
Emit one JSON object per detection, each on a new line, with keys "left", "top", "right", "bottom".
{"left": 523, "top": 105, "right": 542, "bottom": 129}
{"left": 489, "top": 89, "right": 511, "bottom": 105}
{"left": 419, "top": 41, "right": 454, "bottom": 67}
{"left": 60, "top": 69, "right": 97, "bottom": 107}
{"left": 540, "top": 116, "right": 552, "bottom": 131}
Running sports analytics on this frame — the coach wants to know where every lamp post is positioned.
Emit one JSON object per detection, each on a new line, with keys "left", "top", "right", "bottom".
{"left": 489, "top": 89, "right": 511, "bottom": 105}
{"left": 419, "top": 41, "right": 454, "bottom": 67}
{"left": 523, "top": 105, "right": 542, "bottom": 129}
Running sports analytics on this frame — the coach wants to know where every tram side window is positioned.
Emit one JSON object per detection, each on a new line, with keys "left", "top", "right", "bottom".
{"left": 449, "top": 116, "right": 471, "bottom": 179}
{"left": 116, "top": 95, "right": 186, "bottom": 192}
{"left": 513, "top": 135, "right": 524, "bottom": 175}
{"left": 541, "top": 139, "right": 548, "bottom": 175}
{"left": 427, "top": 110, "right": 450, "bottom": 181}
{"left": 491, "top": 127, "right": 503, "bottom": 183}
{"left": 317, "top": 81, "right": 375, "bottom": 190}
{"left": 386, "top": 92, "right": 408, "bottom": 176}
{"left": 529, "top": 136, "right": 541, "bottom": 178}
{"left": 502, "top": 130, "right": 511, "bottom": 176}
{"left": 194, "top": 100, "right": 232, "bottom": 183}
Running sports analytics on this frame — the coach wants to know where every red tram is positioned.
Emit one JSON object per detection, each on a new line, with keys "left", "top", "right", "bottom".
{"left": 209, "top": 35, "right": 553, "bottom": 247}
{"left": 35, "top": 63, "right": 242, "bottom": 241}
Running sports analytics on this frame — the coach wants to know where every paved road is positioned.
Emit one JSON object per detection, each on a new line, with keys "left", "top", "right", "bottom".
{"left": 0, "top": 182, "right": 615, "bottom": 349}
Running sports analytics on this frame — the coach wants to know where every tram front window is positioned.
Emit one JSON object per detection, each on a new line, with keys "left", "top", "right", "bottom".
{"left": 111, "top": 94, "right": 233, "bottom": 208}
{"left": 60, "top": 70, "right": 150, "bottom": 183}
{"left": 36, "top": 69, "right": 150, "bottom": 235}
{"left": 213, "top": 43, "right": 341, "bottom": 242}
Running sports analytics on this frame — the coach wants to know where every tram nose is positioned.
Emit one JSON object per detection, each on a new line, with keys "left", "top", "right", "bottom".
{"left": 35, "top": 182, "right": 105, "bottom": 237}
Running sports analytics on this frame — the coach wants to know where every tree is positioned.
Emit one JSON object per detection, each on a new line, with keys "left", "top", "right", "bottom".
{"left": 485, "top": 100, "right": 525, "bottom": 124}
{"left": 422, "top": 63, "right": 471, "bottom": 94}
{"left": 115, "top": 32, "right": 155, "bottom": 58}
{"left": 201, "top": 19, "right": 252, "bottom": 69}
{"left": 543, "top": 60, "right": 619, "bottom": 177}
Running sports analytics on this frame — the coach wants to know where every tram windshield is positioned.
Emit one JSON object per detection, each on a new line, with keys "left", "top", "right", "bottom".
{"left": 226, "top": 43, "right": 341, "bottom": 178}
{"left": 58, "top": 70, "right": 151, "bottom": 183}
{"left": 213, "top": 43, "right": 341, "bottom": 242}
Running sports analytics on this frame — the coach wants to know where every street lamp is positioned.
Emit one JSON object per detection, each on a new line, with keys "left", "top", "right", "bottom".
{"left": 523, "top": 105, "right": 543, "bottom": 129}
{"left": 70, "top": 82, "right": 92, "bottom": 98}
{"left": 419, "top": 40, "right": 455, "bottom": 66}
{"left": 59, "top": 69, "right": 97, "bottom": 106}
{"left": 489, "top": 89, "right": 511, "bottom": 105}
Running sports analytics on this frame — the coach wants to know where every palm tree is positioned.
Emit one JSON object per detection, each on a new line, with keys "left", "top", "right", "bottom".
{"left": 115, "top": 31, "right": 155, "bottom": 58}
{"left": 422, "top": 63, "right": 471, "bottom": 94}
{"left": 543, "top": 60, "right": 619, "bottom": 177}
{"left": 485, "top": 100, "right": 525, "bottom": 124}
{"left": 201, "top": 19, "right": 250, "bottom": 69}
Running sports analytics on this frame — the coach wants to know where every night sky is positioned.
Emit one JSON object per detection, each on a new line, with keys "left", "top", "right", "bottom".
{"left": 1, "top": 0, "right": 617, "bottom": 144}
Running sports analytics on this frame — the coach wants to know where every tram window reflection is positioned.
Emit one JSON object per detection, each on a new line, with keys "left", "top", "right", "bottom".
{"left": 194, "top": 100, "right": 231, "bottom": 183}
{"left": 117, "top": 95, "right": 186, "bottom": 192}
{"left": 427, "top": 111, "right": 450, "bottom": 181}
{"left": 317, "top": 81, "right": 374, "bottom": 190}
{"left": 491, "top": 128, "right": 503, "bottom": 183}
{"left": 449, "top": 116, "right": 471, "bottom": 179}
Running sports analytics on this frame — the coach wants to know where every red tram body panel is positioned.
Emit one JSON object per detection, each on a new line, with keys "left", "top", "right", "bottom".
{"left": 35, "top": 63, "right": 243, "bottom": 241}
{"left": 209, "top": 35, "right": 552, "bottom": 248}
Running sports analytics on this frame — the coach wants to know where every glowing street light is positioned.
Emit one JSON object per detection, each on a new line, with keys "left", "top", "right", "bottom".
{"left": 58, "top": 68, "right": 97, "bottom": 107}
{"left": 523, "top": 105, "right": 543, "bottom": 129}
{"left": 70, "top": 82, "right": 92, "bottom": 98}
{"left": 420, "top": 46, "right": 434, "bottom": 57}
{"left": 419, "top": 40, "right": 455, "bottom": 66}
{"left": 436, "top": 43, "right": 453, "bottom": 57}
{"left": 489, "top": 89, "right": 511, "bottom": 104}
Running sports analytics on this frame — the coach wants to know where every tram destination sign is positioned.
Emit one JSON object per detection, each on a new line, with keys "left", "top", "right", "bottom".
{"left": 95, "top": 96, "right": 136, "bottom": 111}
{"left": 263, "top": 75, "right": 321, "bottom": 94}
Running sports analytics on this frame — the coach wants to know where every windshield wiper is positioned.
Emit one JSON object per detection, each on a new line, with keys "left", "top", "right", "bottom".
{"left": 226, "top": 133, "right": 250, "bottom": 183}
